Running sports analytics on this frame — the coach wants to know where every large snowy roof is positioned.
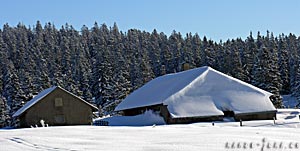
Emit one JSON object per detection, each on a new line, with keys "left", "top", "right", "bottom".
{"left": 115, "top": 66, "right": 276, "bottom": 118}
{"left": 13, "top": 86, "right": 97, "bottom": 117}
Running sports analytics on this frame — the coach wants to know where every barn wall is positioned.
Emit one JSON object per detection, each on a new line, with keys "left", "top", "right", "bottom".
{"left": 20, "top": 88, "right": 93, "bottom": 127}
{"left": 167, "top": 115, "right": 223, "bottom": 124}
{"left": 160, "top": 105, "right": 171, "bottom": 123}
{"left": 159, "top": 104, "right": 224, "bottom": 124}
{"left": 19, "top": 114, "right": 27, "bottom": 127}
{"left": 122, "top": 104, "right": 163, "bottom": 116}
{"left": 120, "top": 105, "right": 277, "bottom": 125}
{"left": 234, "top": 110, "right": 277, "bottom": 121}
{"left": 122, "top": 104, "right": 224, "bottom": 124}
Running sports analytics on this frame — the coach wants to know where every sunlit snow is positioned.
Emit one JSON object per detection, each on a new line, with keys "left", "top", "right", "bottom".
{"left": 1, "top": 109, "right": 300, "bottom": 151}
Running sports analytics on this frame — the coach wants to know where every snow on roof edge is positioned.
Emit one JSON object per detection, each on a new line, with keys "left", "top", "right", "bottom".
{"left": 13, "top": 86, "right": 98, "bottom": 117}
{"left": 13, "top": 86, "right": 57, "bottom": 117}
{"left": 234, "top": 110, "right": 277, "bottom": 115}
{"left": 115, "top": 103, "right": 163, "bottom": 111}
{"left": 207, "top": 67, "right": 273, "bottom": 96}
{"left": 115, "top": 66, "right": 209, "bottom": 111}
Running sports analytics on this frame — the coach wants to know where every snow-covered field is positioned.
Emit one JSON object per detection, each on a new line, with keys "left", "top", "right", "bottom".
{"left": 1, "top": 109, "right": 300, "bottom": 151}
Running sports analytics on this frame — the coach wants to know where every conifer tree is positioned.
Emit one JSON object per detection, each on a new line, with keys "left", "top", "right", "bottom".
{"left": 0, "top": 97, "right": 9, "bottom": 128}
{"left": 160, "top": 33, "right": 173, "bottom": 74}
{"left": 0, "top": 97, "right": 5, "bottom": 127}
{"left": 191, "top": 33, "right": 202, "bottom": 67}
{"left": 168, "top": 31, "right": 184, "bottom": 72}
{"left": 148, "top": 29, "right": 162, "bottom": 76}
{"left": 252, "top": 34, "right": 283, "bottom": 108}
{"left": 278, "top": 34, "right": 290, "bottom": 94}
{"left": 242, "top": 32, "right": 257, "bottom": 83}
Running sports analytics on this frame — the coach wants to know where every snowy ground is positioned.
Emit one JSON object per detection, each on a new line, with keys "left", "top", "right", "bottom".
{"left": 1, "top": 109, "right": 300, "bottom": 151}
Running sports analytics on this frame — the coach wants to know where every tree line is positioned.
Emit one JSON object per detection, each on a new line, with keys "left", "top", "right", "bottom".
{"left": 0, "top": 21, "right": 300, "bottom": 127}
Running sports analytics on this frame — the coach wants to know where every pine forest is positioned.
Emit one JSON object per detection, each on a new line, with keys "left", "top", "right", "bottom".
{"left": 1, "top": 21, "right": 300, "bottom": 127}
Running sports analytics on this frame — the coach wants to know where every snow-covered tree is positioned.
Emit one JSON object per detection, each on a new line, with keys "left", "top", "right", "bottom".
{"left": 0, "top": 97, "right": 9, "bottom": 128}
{"left": 191, "top": 33, "right": 203, "bottom": 67}
{"left": 278, "top": 34, "right": 290, "bottom": 94}
{"left": 0, "top": 97, "right": 6, "bottom": 127}
{"left": 252, "top": 34, "right": 283, "bottom": 108}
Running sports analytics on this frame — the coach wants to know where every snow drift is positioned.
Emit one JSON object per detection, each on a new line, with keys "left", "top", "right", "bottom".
{"left": 94, "top": 110, "right": 165, "bottom": 126}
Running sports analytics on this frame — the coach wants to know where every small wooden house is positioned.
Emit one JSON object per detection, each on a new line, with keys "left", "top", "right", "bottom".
{"left": 13, "top": 86, "right": 97, "bottom": 128}
{"left": 115, "top": 66, "right": 277, "bottom": 124}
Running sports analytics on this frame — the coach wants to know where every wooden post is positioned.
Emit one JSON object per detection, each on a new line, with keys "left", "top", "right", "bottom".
{"left": 240, "top": 119, "right": 242, "bottom": 127}
{"left": 273, "top": 117, "right": 276, "bottom": 125}
{"left": 212, "top": 122, "right": 214, "bottom": 126}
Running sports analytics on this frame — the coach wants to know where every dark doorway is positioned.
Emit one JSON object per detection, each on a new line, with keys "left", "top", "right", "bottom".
{"left": 223, "top": 110, "right": 234, "bottom": 117}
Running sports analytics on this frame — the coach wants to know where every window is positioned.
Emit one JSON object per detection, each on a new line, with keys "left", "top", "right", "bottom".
{"left": 55, "top": 98, "right": 63, "bottom": 107}
{"left": 54, "top": 115, "right": 65, "bottom": 123}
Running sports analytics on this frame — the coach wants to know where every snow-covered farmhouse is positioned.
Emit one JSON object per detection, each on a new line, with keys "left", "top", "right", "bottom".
{"left": 115, "top": 66, "right": 277, "bottom": 124}
{"left": 13, "top": 86, "right": 98, "bottom": 127}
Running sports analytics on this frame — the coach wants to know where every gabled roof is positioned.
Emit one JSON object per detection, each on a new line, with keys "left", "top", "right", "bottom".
{"left": 13, "top": 86, "right": 98, "bottom": 117}
{"left": 115, "top": 66, "right": 276, "bottom": 118}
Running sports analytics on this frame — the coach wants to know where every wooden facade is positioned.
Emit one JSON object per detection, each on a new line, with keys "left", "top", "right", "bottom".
{"left": 16, "top": 87, "right": 97, "bottom": 128}
{"left": 120, "top": 104, "right": 277, "bottom": 124}
{"left": 122, "top": 104, "right": 164, "bottom": 116}
{"left": 234, "top": 111, "right": 277, "bottom": 121}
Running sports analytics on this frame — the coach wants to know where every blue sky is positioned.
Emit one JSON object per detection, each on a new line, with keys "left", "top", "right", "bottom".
{"left": 1, "top": 0, "right": 300, "bottom": 41}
